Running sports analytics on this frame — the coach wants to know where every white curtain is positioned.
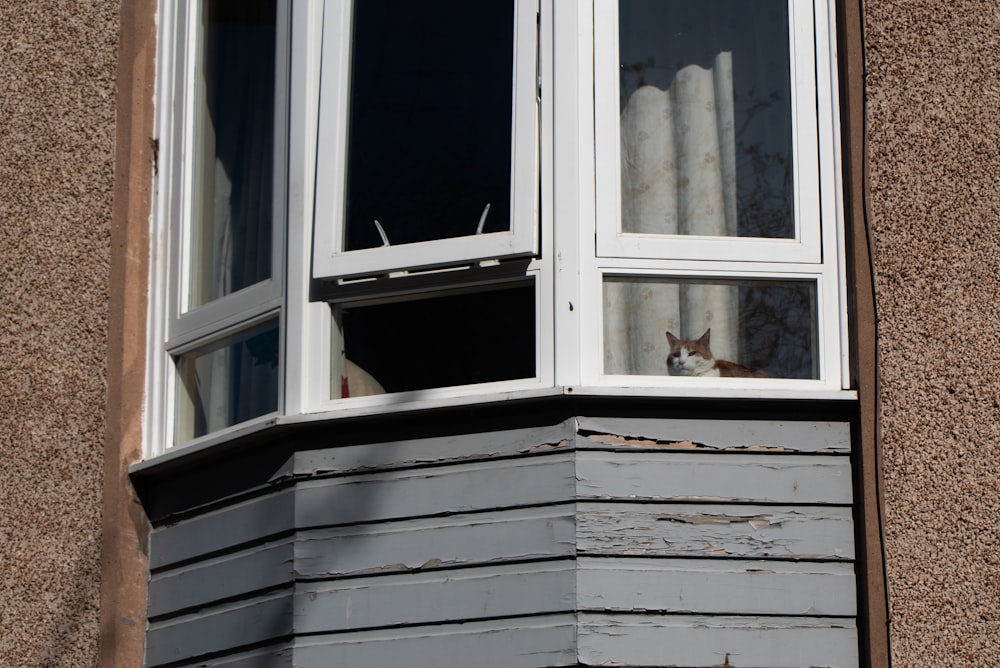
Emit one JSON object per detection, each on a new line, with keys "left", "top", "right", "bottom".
{"left": 605, "top": 52, "right": 739, "bottom": 375}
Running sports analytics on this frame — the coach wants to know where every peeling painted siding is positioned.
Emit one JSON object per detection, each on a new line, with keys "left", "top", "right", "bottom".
{"left": 141, "top": 416, "right": 858, "bottom": 667}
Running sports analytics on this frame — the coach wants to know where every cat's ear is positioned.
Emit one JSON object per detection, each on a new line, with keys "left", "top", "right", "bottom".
{"left": 665, "top": 331, "right": 680, "bottom": 347}
{"left": 697, "top": 329, "right": 711, "bottom": 346}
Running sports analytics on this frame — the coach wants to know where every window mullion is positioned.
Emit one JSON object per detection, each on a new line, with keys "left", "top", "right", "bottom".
{"left": 551, "top": 0, "right": 592, "bottom": 390}
{"left": 284, "top": 0, "right": 329, "bottom": 416}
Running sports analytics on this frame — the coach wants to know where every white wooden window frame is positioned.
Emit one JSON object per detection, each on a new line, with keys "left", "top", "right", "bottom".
{"left": 577, "top": 0, "right": 847, "bottom": 393}
{"left": 145, "top": 0, "right": 850, "bottom": 459}
{"left": 147, "top": 0, "right": 292, "bottom": 455}
{"left": 577, "top": 263, "right": 844, "bottom": 393}
{"left": 311, "top": 0, "right": 541, "bottom": 280}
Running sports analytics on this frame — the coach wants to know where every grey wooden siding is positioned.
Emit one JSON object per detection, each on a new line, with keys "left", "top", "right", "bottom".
{"left": 294, "top": 616, "right": 580, "bottom": 668}
{"left": 142, "top": 416, "right": 858, "bottom": 667}
{"left": 578, "top": 614, "right": 858, "bottom": 667}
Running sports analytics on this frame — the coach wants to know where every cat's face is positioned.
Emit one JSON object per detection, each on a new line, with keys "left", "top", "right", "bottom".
{"left": 665, "top": 329, "right": 717, "bottom": 377}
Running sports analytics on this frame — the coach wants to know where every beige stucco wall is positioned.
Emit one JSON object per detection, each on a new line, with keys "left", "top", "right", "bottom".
{"left": 865, "top": 0, "right": 1000, "bottom": 664}
{"left": 0, "top": 1, "right": 119, "bottom": 665}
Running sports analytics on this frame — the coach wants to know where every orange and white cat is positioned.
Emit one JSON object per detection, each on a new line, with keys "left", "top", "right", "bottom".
{"left": 665, "top": 329, "right": 767, "bottom": 378}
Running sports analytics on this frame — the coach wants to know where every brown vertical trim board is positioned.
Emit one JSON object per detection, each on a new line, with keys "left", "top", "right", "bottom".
{"left": 99, "top": 0, "right": 156, "bottom": 665}
{"left": 838, "top": 0, "right": 891, "bottom": 665}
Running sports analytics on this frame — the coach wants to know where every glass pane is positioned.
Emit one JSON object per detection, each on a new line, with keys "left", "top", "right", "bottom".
{"left": 344, "top": 0, "right": 515, "bottom": 251}
{"left": 332, "top": 284, "right": 535, "bottom": 397}
{"left": 603, "top": 276, "right": 817, "bottom": 379}
{"left": 174, "top": 320, "right": 280, "bottom": 442}
{"left": 618, "top": 0, "right": 794, "bottom": 239}
{"left": 188, "top": 0, "right": 276, "bottom": 308}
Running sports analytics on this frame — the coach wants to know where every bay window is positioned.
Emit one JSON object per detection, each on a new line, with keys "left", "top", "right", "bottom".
{"left": 147, "top": 0, "right": 847, "bottom": 456}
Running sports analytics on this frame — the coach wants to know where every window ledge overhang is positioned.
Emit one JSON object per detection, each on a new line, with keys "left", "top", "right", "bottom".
{"left": 135, "top": 384, "right": 858, "bottom": 474}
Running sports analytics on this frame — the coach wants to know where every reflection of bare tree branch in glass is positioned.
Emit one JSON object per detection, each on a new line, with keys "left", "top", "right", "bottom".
{"left": 619, "top": 58, "right": 656, "bottom": 96}
{"left": 732, "top": 90, "right": 812, "bottom": 378}
{"left": 734, "top": 90, "right": 793, "bottom": 240}
{"left": 739, "top": 282, "right": 816, "bottom": 379}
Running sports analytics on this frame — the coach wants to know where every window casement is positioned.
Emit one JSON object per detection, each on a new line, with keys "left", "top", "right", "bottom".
{"left": 147, "top": 0, "right": 849, "bottom": 457}
{"left": 312, "top": 0, "right": 541, "bottom": 279}
{"left": 308, "top": 0, "right": 551, "bottom": 405}
{"left": 150, "top": 0, "right": 290, "bottom": 449}
{"left": 582, "top": 0, "right": 846, "bottom": 392}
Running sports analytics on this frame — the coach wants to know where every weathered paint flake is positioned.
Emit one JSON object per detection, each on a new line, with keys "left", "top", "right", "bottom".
{"left": 578, "top": 503, "right": 855, "bottom": 560}
{"left": 577, "top": 417, "right": 852, "bottom": 453}
{"left": 584, "top": 432, "right": 795, "bottom": 452}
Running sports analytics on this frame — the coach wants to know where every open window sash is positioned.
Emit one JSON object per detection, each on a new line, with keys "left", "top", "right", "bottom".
{"left": 167, "top": 0, "right": 289, "bottom": 343}
{"left": 594, "top": 0, "right": 822, "bottom": 264}
{"left": 312, "top": 0, "right": 540, "bottom": 281}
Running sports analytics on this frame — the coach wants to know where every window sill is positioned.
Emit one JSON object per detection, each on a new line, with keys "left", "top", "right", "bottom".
{"left": 566, "top": 384, "right": 857, "bottom": 402}
{"left": 135, "top": 412, "right": 281, "bottom": 473}
{"left": 291, "top": 384, "right": 858, "bottom": 428}
{"left": 138, "top": 383, "right": 858, "bottom": 470}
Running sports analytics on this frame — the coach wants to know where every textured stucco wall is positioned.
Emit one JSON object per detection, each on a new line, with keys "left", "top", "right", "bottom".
{"left": 0, "top": 1, "right": 119, "bottom": 665}
{"left": 865, "top": 0, "right": 1000, "bottom": 664}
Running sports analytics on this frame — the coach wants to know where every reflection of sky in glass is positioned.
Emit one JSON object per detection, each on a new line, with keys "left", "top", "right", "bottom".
{"left": 345, "top": 0, "right": 514, "bottom": 250}
{"left": 619, "top": 0, "right": 793, "bottom": 238}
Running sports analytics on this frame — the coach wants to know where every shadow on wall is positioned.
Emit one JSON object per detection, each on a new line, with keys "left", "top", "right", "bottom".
{"left": 29, "top": 533, "right": 101, "bottom": 667}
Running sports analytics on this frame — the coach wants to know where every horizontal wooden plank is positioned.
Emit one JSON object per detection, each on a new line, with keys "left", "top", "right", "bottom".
{"left": 296, "top": 561, "right": 576, "bottom": 633}
{"left": 271, "top": 422, "right": 575, "bottom": 482}
{"left": 578, "top": 613, "right": 858, "bottom": 668}
{"left": 578, "top": 417, "right": 852, "bottom": 453}
{"left": 148, "top": 539, "right": 294, "bottom": 618}
{"left": 149, "top": 488, "right": 295, "bottom": 570}
{"left": 145, "top": 590, "right": 293, "bottom": 667}
{"left": 577, "top": 502, "right": 855, "bottom": 560}
{"left": 578, "top": 557, "right": 856, "bottom": 617}
{"left": 293, "top": 615, "right": 578, "bottom": 668}
{"left": 150, "top": 455, "right": 574, "bottom": 571}
{"left": 295, "top": 504, "right": 575, "bottom": 578}
{"left": 171, "top": 644, "right": 292, "bottom": 668}
{"left": 294, "top": 454, "right": 575, "bottom": 528}
{"left": 577, "top": 451, "right": 852, "bottom": 504}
